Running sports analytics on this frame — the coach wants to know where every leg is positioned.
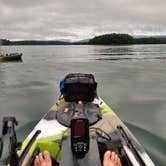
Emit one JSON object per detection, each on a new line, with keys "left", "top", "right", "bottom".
{"left": 103, "top": 151, "right": 122, "bottom": 166}
{"left": 34, "top": 150, "right": 122, "bottom": 166}
{"left": 34, "top": 151, "right": 52, "bottom": 166}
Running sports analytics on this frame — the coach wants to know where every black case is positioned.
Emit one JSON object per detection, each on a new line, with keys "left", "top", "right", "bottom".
{"left": 63, "top": 73, "right": 97, "bottom": 102}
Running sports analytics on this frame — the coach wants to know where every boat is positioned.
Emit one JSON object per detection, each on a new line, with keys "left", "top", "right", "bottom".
{"left": 0, "top": 73, "right": 155, "bottom": 166}
{"left": 0, "top": 52, "right": 22, "bottom": 62}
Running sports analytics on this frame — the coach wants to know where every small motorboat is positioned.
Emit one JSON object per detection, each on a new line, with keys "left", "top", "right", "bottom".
{"left": 0, "top": 52, "right": 22, "bottom": 62}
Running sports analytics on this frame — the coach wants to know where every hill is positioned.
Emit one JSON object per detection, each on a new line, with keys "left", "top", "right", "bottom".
{"left": 89, "top": 33, "right": 134, "bottom": 45}
{"left": 89, "top": 33, "right": 166, "bottom": 45}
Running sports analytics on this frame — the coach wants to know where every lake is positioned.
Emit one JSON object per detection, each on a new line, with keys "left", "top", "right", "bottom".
{"left": 0, "top": 44, "right": 166, "bottom": 165}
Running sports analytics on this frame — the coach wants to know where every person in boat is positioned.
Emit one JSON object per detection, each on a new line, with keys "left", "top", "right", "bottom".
{"left": 0, "top": 52, "right": 4, "bottom": 57}
{"left": 34, "top": 150, "right": 122, "bottom": 166}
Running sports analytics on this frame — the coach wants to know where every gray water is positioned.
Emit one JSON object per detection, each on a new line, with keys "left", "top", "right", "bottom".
{"left": 0, "top": 45, "right": 166, "bottom": 165}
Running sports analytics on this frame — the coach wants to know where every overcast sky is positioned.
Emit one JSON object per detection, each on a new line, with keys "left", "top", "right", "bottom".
{"left": 0, "top": 0, "right": 166, "bottom": 41}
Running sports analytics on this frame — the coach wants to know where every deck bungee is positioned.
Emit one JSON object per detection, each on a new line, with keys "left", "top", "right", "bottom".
{"left": 0, "top": 73, "right": 155, "bottom": 166}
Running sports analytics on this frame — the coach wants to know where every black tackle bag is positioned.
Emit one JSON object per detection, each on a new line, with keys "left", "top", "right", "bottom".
{"left": 63, "top": 73, "right": 97, "bottom": 102}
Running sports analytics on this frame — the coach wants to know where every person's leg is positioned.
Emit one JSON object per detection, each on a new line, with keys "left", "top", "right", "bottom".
{"left": 103, "top": 151, "right": 122, "bottom": 166}
{"left": 34, "top": 150, "right": 122, "bottom": 166}
{"left": 34, "top": 151, "right": 52, "bottom": 166}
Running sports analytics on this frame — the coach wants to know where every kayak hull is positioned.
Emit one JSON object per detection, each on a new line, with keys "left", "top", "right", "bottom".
{"left": 18, "top": 97, "right": 154, "bottom": 166}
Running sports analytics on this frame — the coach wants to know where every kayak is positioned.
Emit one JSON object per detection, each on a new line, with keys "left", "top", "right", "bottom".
{"left": 16, "top": 97, "right": 154, "bottom": 166}
{"left": 0, "top": 73, "right": 155, "bottom": 166}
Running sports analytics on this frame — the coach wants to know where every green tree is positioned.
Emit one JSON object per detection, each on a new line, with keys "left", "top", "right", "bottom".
{"left": 89, "top": 33, "right": 134, "bottom": 45}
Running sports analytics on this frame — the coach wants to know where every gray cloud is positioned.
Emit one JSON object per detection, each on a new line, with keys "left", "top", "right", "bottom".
{"left": 0, "top": 0, "right": 166, "bottom": 40}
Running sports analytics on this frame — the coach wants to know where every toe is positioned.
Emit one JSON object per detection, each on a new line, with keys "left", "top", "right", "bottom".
{"left": 117, "top": 158, "right": 121, "bottom": 166}
{"left": 43, "top": 151, "right": 51, "bottom": 161}
{"left": 104, "top": 150, "right": 111, "bottom": 160}
{"left": 111, "top": 152, "right": 116, "bottom": 161}
{"left": 103, "top": 151, "right": 112, "bottom": 166}
{"left": 114, "top": 154, "right": 118, "bottom": 163}
{"left": 38, "top": 153, "right": 44, "bottom": 163}
{"left": 34, "top": 156, "right": 40, "bottom": 166}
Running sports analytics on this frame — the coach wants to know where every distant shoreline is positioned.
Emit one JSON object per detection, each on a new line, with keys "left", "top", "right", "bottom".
{"left": 1, "top": 33, "right": 166, "bottom": 45}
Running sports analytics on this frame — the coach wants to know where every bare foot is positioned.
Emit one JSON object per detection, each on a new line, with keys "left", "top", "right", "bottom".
{"left": 103, "top": 151, "right": 122, "bottom": 166}
{"left": 34, "top": 151, "right": 52, "bottom": 166}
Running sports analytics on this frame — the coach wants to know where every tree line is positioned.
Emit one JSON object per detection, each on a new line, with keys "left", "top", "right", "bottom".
{"left": 89, "top": 33, "right": 166, "bottom": 45}
{"left": 1, "top": 34, "right": 166, "bottom": 45}
{"left": 0, "top": 39, "right": 70, "bottom": 45}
